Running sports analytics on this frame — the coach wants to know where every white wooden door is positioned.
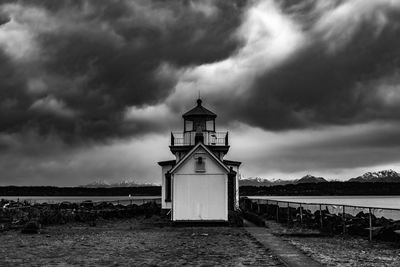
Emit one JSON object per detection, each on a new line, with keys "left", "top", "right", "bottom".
{"left": 173, "top": 174, "right": 227, "bottom": 221}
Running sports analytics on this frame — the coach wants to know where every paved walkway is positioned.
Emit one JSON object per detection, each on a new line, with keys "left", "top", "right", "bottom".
{"left": 244, "top": 219, "right": 324, "bottom": 267}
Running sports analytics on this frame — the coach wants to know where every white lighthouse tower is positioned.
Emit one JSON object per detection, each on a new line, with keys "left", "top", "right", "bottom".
{"left": 158, "top": 99, "right": 241, "bottom": 222}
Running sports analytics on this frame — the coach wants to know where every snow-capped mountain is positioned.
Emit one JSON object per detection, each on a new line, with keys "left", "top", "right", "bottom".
{"left": 348, "top": 170, "right": 400, "bottom": 183}
{"left": 240, "top": 170, "right": 400, "bottom": 187}
{"left": 239, "top": 177, "right": 273, "bottom": 186}
{"left": 239, "top": 174, "right": 327, "bottom": 187}
{"left": 81, "top": 180, "right": 159, "bottom": 188}
{"left": 83, "top": 180, "right": 111, "bottom": 188}
{"left": 239, "top": 177, "right": 298, "bottom": 186}
{"left": 297, "top": 175, "right": 327, "bottom": 184}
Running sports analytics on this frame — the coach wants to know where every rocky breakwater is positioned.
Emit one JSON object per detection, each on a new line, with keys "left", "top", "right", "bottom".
{"left": 0, "top": 199, "right": 160, "bottom": 233}
{"left": 241, "top": 198, "right": 400, "bottom": 242}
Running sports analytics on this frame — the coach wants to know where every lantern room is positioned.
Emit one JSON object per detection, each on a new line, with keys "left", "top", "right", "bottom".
{"left": 182, "top": 99, "right": 216, "bottom": 132}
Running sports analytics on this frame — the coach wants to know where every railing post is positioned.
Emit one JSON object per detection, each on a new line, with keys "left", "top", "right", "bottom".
{"left": 276, "top": 203, "right": 279, "bottom": 223}
{"left": 342, "top": 205, "right": 346, "bottom": 234}
{"left": 287, "top": 202, "right": 290, "bottom": 225}
{"left": 225, "top": 132, "right": 229, "bottom": 146}
{"left": 300, "top": 203, "right": 303, "bottom": 225}
{"left": 319, "top": 204, "right": 323, "bottom": 229}
{"left": 257, "top": 199, "right": 260, "bottom": 214}
{"left": 369, "top": 208, "right": 373, "bottom": 241}
{"left": 171, "top": 132, "right": 174, "bottom": 146}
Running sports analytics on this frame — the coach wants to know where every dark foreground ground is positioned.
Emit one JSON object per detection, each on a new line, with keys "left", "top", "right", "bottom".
{"left": 0, "top": 217, "right": 284, "bottom": 266}
{"left": 2, "top": 216, "right": 399, "bottom": 266}
{"left": 264, "top": 220, "right": 400, "bottom": 267}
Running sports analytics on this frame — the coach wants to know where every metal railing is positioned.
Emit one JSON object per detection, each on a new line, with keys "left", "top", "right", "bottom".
{"left": 241, "top": 197, "right": 400, "bottom": 242}
{"left": 171, "top": 131, "right": 228, "bottom": 146}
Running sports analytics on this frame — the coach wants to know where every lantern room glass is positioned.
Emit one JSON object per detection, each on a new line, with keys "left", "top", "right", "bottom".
{"left": 184, "top": 119, "right": 215, "bottom": 132}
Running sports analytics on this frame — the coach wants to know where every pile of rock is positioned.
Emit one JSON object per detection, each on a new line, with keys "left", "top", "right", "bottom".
{"left": 0, "top": 199, "right": 161, "bottom": 233}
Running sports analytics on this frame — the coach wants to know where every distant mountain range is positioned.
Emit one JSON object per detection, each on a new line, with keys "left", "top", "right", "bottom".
{"left": 81, "top": 180, "right": 159, "bottom": 188}
{"left": 240, "top": 170, "right": 400, "bottom": 187}
{"left": 240, "top": 174, "right": 327, "bottom": 187}
{"left": 82, "top": 170, "right": 400, "bottom": 188}
{"left": 348, "top": 170, "right": 400, "bottom": 183}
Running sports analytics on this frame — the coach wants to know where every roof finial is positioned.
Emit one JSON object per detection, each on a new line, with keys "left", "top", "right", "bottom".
{"left": 197, "top": 90, "right": 202, "bottom": 106}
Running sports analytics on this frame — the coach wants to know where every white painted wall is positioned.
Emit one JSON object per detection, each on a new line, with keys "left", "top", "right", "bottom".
{"left": 172, "top": 147, "right": 228, "bottom": 221}
{"left": 235, "top": 173, "right": 240, "bottom": 209}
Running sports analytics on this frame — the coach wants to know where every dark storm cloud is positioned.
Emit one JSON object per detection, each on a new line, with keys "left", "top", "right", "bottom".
{"left": 228, "top": 0, "right": 400, "bottom": 131}
{"left": 0, "top": 51, "right": 31, "bottom": 132}
{"left": 4, "top": 0, "right": 399, "bottom": 143}
{"left": 231, "top": 121, "right": 400, "bottom": 180}
{"left": 1, "top": 0, "right": 400, "bottom": 186}
{"left": 284, "top": 123, "right": 400, "bottom": 169}
{"left": 0, "top": 0, "right": 244, "bottom": 143}
{"left": 0, "top": 131, "right": 168, "bottom": 186}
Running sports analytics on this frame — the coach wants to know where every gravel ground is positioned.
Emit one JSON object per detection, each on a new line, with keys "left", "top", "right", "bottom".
{"left": 288, "top": 236, "right": 400, "bottom": 267}
{"left": 265, "top": 220, "right": 400, "bottom": 267}
{"left": 0, "top": 218, "right": 284, "bottom": 266}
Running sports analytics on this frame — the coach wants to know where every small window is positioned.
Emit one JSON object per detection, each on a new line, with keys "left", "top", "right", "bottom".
{"left": 194, "top": 120, "right": 205, "bottom": 132}
{"left": 185, "top": 120, "right": 193, "bottom": 131}
{"left": 206, "top": 120, "right": 214, "bottom": 131}
{"left": 195, "top": 156, "right": 206, "bottom": 172}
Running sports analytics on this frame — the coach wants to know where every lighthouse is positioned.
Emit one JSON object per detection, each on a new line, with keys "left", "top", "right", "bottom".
{"left": 158, "top": 99, "right": 241, "bottom": 222}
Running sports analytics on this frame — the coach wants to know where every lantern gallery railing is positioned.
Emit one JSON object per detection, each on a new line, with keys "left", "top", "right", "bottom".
{"left": 171, "top": 131, "right": 228, "bottom": 146}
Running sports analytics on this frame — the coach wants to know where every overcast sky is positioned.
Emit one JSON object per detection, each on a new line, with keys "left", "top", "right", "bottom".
{"left": 1, "top": 0, "right": 400, "bottom": 186}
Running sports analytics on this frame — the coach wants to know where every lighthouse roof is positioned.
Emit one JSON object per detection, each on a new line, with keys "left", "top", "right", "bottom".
{"left": 169, "top": 142, "right": 229, "bottom": 174}
{"left": 182, "top": 99, "right": 217, "bottom": 118}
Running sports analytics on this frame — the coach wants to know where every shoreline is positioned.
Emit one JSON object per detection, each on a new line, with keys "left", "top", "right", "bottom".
{"left": 0, "top": 198, "right": 161, "bottom": 233}
{"left": 0, "top": 196, "right": 161, "bottom": 205}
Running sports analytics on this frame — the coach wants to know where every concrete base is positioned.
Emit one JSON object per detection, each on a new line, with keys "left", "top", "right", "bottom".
{"left": 172, "top": 220, "right": 229, "bottom": 227}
